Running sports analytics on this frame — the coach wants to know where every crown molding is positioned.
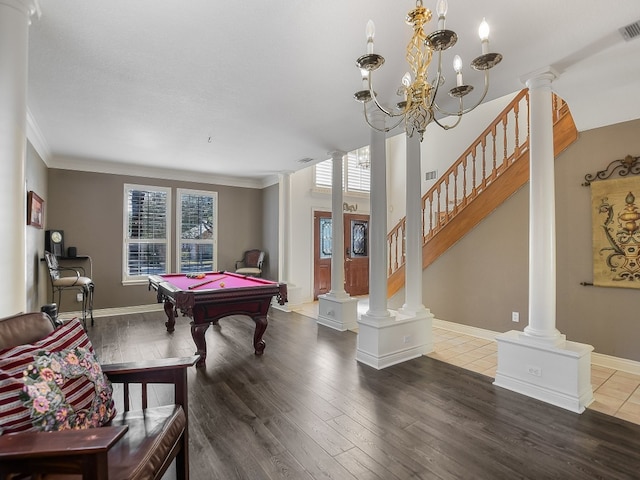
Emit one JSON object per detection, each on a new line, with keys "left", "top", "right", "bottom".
{"left": 48, "top": 155, "right": 268, "bottom": 189}
{"left": 26, "top": 108, "right": 52, "bottom": 165}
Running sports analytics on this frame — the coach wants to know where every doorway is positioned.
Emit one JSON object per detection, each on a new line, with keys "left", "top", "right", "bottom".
{"left": 313, "top": 211, "right": 370, "bottom": 299}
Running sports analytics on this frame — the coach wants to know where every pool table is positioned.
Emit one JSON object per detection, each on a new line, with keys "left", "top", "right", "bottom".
{"left": 148, "top": 271, "right": 287, "bottom": 367}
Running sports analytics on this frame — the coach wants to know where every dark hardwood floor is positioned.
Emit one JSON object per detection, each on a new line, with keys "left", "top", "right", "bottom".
{"left": 88, "top": 308, "right": 640, "bottom": 480}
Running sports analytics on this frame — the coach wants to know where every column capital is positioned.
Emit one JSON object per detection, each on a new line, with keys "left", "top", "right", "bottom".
{"left": 328, "top": 150, "right": 346, "bottom": 161}
{"left": 0, "top": 0, "right": 40, "bottom": 22}
{"left": 520, "top": 66, "right": 559, "bottom": 89}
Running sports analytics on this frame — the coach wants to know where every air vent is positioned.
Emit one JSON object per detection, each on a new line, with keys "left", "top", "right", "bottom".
{"left": 619, "top": 20, "right": 640, "bottom": 41}
{"left": 297, "top": 157, "right": 314, "bottom": 164}
{"left": 425, "top": 170, "right": 437, "bottom": 181}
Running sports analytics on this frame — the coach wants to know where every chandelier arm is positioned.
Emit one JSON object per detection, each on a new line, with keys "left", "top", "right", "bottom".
{"left": 363, "top": 102, "right": 404, "bottom": 133}
{"left": 432, "top": 93, "right": 465, "bottom": 120}
{"left": 368, "top": 83, "right": 405, "bottom": 119}
{"left": 428, "top": 49, "right": 446, "bottom": 108}
{"left": 432, "top": 109, "right": 464, "bottom": 130}
{"left": 387, "top": 116, "right": 406, "bottom": 131}
{"left": 433, "top": 70, "right": 491, "bottom": 117}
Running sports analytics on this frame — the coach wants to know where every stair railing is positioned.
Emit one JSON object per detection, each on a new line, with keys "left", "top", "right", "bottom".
{"left": 387, "top": 89, "right": 573, "bottom": 278}
{"left": 387, "top": 89, "right": 535, "bottom": 277}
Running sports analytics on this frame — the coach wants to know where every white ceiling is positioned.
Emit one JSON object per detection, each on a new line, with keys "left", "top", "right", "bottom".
{"left": 27, "top": 1, "right": 640, "bottom": 187}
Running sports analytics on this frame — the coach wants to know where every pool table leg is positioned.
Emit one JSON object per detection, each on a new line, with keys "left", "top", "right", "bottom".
{"left": 191, "top": 322, "right": 210, "bottom": 368}
{"left": 164, "top": 300, "right": 176, "bottom": 333}
{"left": 252, "top": 314, "right": 268, "bottom": 355}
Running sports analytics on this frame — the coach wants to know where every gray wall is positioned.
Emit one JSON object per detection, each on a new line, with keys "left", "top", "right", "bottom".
{"left": 46, "top": 169, "right": 263, "bottom": 309}
{"left": 555, "top": 118, "right": 640, "bottom": 359}
{"left": 420, "top": 117, "right": 640, "bottom": 361}
{"left": 26, "top": 118, "right": 640, "bottom": 362}
{"left": 421, "top": 185, "right": 529, "bottom": 332}
{"left": 25, "top": 142, "right": 49, "bottom": 312}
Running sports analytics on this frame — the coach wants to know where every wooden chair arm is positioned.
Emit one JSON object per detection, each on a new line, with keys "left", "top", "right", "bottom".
{"left": 101, "top": 356, "right": 199, "bottom": 379}
{"left": 0, "top": 425, "right": 128, "bottom": 479}
{"left": 0, "top": 425, "right": 128, "bottom": 459}
{"left": 102, "top": 356, "right": 199, "bottom": 413}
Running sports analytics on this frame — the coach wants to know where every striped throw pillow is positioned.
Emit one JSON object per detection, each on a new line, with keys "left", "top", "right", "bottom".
{"left": 0, "top": 318, "right": 115, "bottom": 434}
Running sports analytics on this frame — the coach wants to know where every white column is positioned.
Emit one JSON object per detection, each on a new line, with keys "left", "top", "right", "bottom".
{"left": 274, "top": 171, "right": 301, "bottom": 310}
{"left": 317, "top": 151, "right": 358, "bottom": 331}
{"left": 328, "top": 151, "right": 347, "bottom": 298}
{"left": 279, "top": 172, "right": 293, "bottom": 284}
{"left": 400, "top": 133, "right": 427, "bottom": 315}
{"left": 357, "top": 124, "right": 433, "bottom": 369}
{"left": 366, "top": 127, "right": 391, "bottom": 317}
{"left": 494, "top": 67, "right": 593, "bottom": 413}
{"left": 524, "top": 71, "right": 562, "bottom": 342}
{"left": 0, "top": 0, "right": 39, "bottom": 317}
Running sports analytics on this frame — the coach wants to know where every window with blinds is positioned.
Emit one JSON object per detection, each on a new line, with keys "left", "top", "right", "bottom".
{"left": 346, "top": 150, "right": 371, "bottom": 192}
{"left": 313, "top": 147, "right": 370, "bottom": 193}
{"left": 315, "top": 160, "right": 333, "bottom": 188}
{"left": 123, "top": 184, "right": 171, "bottom": 282}
{"left": 177, "top": 189, "right": 217, "bottom": 273}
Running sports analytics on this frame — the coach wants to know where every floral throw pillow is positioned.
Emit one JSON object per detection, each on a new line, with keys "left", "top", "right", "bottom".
{"left": 19, "top": 346, "right": 115, "bottom": 431}
{"left": 0, "top": 318, "right": 115, "bottom": 434}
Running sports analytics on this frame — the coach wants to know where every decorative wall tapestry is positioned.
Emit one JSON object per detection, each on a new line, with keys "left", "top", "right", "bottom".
{"left": 590, "top": 175, "right": 640, "bottom": 288}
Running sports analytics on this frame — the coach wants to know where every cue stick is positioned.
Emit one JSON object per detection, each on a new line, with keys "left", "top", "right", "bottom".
{"left": 188, "top": 275, "right": 227, "bottom": 290}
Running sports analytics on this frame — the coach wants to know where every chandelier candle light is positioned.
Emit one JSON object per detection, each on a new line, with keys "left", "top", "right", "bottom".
{"left": 354, "top": 0, "right": 502, "bottom": 140}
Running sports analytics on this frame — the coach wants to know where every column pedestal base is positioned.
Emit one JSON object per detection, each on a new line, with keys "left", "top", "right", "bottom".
{"left": 317, "top": 294, "right": 358, "bottom": 331}
{"left": 356, "top": 309, "right": 433, "bottom": 370}
{"left": 494, "top": 330, "right": 594, "bottom": 413}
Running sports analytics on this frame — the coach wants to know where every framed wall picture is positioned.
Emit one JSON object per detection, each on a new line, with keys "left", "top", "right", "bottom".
{"left": 27, "top": 191, "right": 44, "bottom": 229}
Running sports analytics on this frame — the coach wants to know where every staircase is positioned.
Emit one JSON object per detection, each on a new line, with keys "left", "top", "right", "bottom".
{"left": 387, "top": 89, "right": 578, "bottom": 296}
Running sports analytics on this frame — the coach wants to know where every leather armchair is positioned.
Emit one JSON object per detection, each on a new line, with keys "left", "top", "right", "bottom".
{"left": 0, "top": 312, "right": 198, "bottom": 479}
{"left": 234, "top": 249, "right": 265, "bottom": 277}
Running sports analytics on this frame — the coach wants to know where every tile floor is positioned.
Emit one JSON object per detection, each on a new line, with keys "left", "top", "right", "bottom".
{"left": 294, "top": 300, "right": 640, "bottom": 426}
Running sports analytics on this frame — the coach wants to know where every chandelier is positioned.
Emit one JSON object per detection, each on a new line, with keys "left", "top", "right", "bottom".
{"left": 356, "top": 145, "right": 371, "bottom": 169}
{"left": 354, "top": 0, "right": 502, "bottom": 140}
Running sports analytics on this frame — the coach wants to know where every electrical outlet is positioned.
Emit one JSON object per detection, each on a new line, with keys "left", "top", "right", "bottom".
{"left": 512, "top": 311, "right": 519, "bottom": 322}
{"left": 527, "top": 365, "right": 542, "bottom": 377}
{"left": 76, "top": 293, "right": 83, "bottom": 302}
{"left": 403, "top": 335, "right": 411, "bottom": 344}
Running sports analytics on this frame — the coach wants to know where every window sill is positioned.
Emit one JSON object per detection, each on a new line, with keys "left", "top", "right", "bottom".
{"left": 122, "top": 278, "right": 150, "bottom": 286}
{"left": 310, "top": 187, "right": 370, "bottom": 200}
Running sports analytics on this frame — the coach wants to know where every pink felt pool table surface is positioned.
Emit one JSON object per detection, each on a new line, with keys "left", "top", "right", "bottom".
{"left": 158, "top": 271, "right": 277, "bottom": 291}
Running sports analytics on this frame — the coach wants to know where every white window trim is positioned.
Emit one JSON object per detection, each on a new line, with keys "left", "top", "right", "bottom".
{"left": 122, "top": 184, "right": 172, "bottom": 285}
{"left": 176, "top": 188, "right": 218, "bottom": 273}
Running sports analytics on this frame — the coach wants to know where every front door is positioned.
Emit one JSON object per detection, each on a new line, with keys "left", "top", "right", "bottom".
{"left": 313, "top": 211, "right": 370, "bottom": 299}
{"left": 344, "top": 213, "right": 369, "bottom": 296}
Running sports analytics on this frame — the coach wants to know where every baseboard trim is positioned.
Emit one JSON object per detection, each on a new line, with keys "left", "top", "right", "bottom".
{"left": 356, "top": 345, "right": 427, "bottom": 370}
{"left": 432, "top": 318, "right": 500, "bottom": 341}
{"left": 58, "top": 305, "right": 640, "bottom": 376}
{"left": 433, "top": 318, "right": 640, "bottom": 375}
{"left": 494, "top": 371, "right": 592, "bottom": 414}
{"left": 591, "top": 352, "right": 640, "bottom": 376}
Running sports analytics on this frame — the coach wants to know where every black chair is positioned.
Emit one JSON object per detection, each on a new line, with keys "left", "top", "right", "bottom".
{"left": 235, "top": 249, "right": 265, "bottom": 277}
{"left": 44, "top": 250, "right": 94, "bottom": 326}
